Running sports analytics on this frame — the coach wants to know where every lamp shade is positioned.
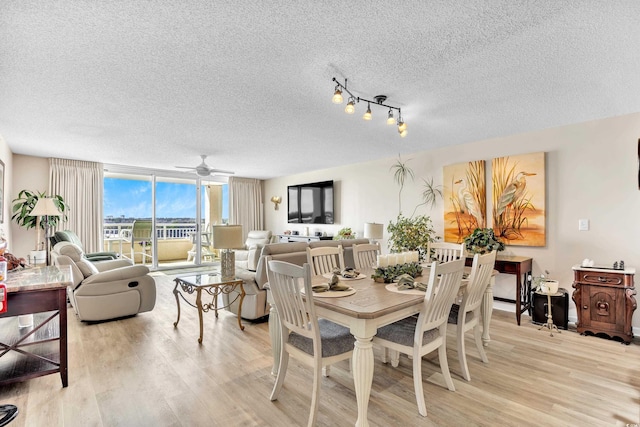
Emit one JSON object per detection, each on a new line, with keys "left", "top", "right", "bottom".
{"left": 30, "top": 198, "right": 62, "bottom": 216}
{"left": 364, "top": 222, "right": 383, "bottom": 240}
{"left": 212, "top": 225, "right": 244, "bottom": 249}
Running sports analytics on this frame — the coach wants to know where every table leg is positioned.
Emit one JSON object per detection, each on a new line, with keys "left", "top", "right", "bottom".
{"left": 173, "top": 280, "right": 181, "bottom": 327}
{"left": 515, "top": 271, "right": 523, "bottom": 326}
{"left": 196, "top": 288, "right": 204, "bottom": 344}
{"left": 481, "top": 276, "right": 494, "bottom": 346}
{"left": 58, "top": 289, "right": 68, "bottom": 387}
{"left": 352, "top": 335, "right": 374, "bottom": 427}
{"left": 236, "top": 283, "right": 245, "bottom": 331}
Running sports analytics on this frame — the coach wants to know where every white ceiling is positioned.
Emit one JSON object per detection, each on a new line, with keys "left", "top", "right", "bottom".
{"left": 1, "top": 1, "right": 639, "bottom": 180}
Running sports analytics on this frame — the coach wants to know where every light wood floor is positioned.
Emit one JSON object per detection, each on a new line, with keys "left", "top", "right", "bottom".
{"left": 2, "top": 272, "right": 639, "bottom": 427}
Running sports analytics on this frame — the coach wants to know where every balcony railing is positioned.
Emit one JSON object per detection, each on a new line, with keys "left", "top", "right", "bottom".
{"left": 104, "top": 222, "right": 202, "bottom": 240}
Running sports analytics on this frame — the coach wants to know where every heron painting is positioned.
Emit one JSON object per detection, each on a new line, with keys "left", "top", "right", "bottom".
{"left": 492, "top": 152, "right": 546, "bottom": 246}
{"left": 443, "top": 160, "right": 486, "bottom": 243}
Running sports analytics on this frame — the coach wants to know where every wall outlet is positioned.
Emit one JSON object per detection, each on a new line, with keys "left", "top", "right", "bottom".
{"left": 578, "top": 219, "right": 589, "bottom": 231}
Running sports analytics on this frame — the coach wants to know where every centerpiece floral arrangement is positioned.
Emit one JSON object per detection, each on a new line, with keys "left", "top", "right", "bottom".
{"left": 372, "top": 262, "right": 423, "bottom": 283}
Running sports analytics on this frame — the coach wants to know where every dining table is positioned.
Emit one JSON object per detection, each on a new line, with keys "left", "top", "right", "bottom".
{"left": 267, "top": 266, "right": 496, "bottom": 427}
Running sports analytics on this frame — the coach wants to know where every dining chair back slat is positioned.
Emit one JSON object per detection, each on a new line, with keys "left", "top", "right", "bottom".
{"left": 427, "top": 241, "right": 465, "bottom": 263}
{"left": 306, "top": 245, "right": 345, "bottom": 276}
{"left": 352, "top": 243, "right": 380, "bottom": 271}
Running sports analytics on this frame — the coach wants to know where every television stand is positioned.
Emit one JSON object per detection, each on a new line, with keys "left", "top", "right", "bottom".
{"left": 277, "top": 234, "right": 333, "bottom": 243}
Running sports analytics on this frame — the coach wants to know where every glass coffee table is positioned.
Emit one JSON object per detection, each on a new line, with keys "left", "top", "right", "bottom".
{"left": 173, "top": 273, "right": 245, "bottom": 344}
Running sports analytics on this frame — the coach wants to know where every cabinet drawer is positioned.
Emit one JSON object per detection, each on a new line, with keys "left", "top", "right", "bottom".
{"left": 495, "top": 261, "right": 519, "bottom": 274}
{"left": 576, "top": 270, "right": 624, "bottom": 286}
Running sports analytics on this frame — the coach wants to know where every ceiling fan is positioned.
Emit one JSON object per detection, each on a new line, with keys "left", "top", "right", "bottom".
{"left": 175, "top": 155, "right": 234, "bottom": 177}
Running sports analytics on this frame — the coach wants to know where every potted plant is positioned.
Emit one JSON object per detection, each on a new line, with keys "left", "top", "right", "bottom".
{"left": 463, "top": 227, "right": 505, "bottom": 255}
{"left": 387, "top": 214, "right": 436, "bottom": 261}
{"left": 532, "top": 270, "right": 559, "bottom": 294}
{"left": 334, "top": 227, "right": 355, "bottom": 240}
{"left": 11, "top": 190, "right": 69, "bottom": 260}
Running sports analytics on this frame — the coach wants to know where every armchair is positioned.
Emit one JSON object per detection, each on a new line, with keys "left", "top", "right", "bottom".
{"left": 51, "top": 241, "right": 156, "bottom": 322}
{"left": 51, "top": 230, "right": 119, "bottom": 261}
{"left": 234, "top": 230, "right": 272, "bottom": 271}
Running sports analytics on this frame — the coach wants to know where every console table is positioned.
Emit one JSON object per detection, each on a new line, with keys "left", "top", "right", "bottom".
{"left": 0, "top": 265, "right": 72, "bottom": 387}
{"left": 466, "top": 254, "right": 533, "bottom": 325}
{"left": 277, "top": 234, "right": 333, "bottom": 243}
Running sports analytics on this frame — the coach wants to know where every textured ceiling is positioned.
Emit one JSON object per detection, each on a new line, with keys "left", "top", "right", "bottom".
{"left": 1, "top": 1, "right": 639, "bottom": 180}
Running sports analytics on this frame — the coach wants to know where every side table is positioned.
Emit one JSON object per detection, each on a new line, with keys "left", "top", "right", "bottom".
{"left": 173, "top": 273, "right": 245, "bottom": 344}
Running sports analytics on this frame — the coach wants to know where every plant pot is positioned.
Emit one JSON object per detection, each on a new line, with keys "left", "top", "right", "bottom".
{"left": 540, "top": 280, "right": 559, "bottom": 294}
{"left": 29, "top": 250, "right": 46, "bottom": 265}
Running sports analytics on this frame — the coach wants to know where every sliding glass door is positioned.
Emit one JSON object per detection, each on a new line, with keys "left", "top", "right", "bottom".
{"left": 104, "top": 170, "right": 228, "bottom": 269}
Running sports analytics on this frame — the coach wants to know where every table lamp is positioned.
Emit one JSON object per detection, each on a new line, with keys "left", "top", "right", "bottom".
{"left": 30, "top": 197, "right": 62, "bottom": 266}
{"left": 212, "top": 225, "right": 244, "bottom": 280}
{"left": 364, "top": 222, "right": 384, "bottom": 244}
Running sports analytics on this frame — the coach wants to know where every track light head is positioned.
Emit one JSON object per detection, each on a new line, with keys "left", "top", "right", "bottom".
{"left": 363, "top": 102, "right": 372, "bottom": 121}
{"left": 345, "top": 97, "right": 356, "bottom": 114}
{"left": 386, "top": 109, "right": 395, "bottom": 125}
{"left": 332, "top": 86, "right": 343, "bottom": 104}
{"left": 397, "top": 119, "right": 407, "bottom": 133}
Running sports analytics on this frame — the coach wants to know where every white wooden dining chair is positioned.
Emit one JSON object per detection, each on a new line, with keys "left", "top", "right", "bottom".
{"left": 427, "top": 241, "right": 465, "bottom": 263}
{"left": 351, "top": 243, "right": 380, "bottom": 271}
{"left": 266, "top": 258, "right": 354, "bottom": 427}
{"left": 373, "top": 258, "right": 465, "bottom": 417}
{"left": 306, "top": 245, "right": 345, "bottom": 276}
{"left": 447, "top": 250, "right": 496, "bottom": 381}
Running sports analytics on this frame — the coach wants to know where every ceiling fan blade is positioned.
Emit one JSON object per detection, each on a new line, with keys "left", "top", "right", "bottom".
{"left": 210, "top": 169, "right": 235, "bottom": 175}
{"left": 175, "top": 166, "right": 197, "bottom": 170}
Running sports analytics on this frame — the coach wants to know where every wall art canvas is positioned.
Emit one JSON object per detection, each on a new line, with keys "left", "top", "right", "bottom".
{"left": 492, "top": 152, "right": 546, "bottom": 246}
{"left": 443, "top": 160, "right": 486, "bottom": 243}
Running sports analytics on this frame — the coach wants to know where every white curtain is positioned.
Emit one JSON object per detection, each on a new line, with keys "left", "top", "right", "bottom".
{"left": 229, "top": 177, "right": 264, "bottom": 241}
{"left": 49, "top": 158, "right": 104, "bottom": 252}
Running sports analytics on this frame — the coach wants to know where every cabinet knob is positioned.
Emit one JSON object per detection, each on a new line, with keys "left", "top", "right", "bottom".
{"left": 583, "top": 305, "right": 588, "bottom": 309}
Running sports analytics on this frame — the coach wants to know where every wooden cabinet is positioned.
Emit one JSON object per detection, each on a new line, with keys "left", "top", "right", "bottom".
{"left": 572, "top": 265, "right": 636, "bottom": 343}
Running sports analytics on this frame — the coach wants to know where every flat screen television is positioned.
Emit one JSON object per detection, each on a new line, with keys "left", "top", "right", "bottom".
{"left": 287, "top": 180, "right": 334, "bottom": 224}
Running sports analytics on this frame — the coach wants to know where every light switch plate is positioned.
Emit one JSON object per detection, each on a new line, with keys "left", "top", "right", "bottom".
{"left": 578, "top": 219, "right": 589, "bottom": 231}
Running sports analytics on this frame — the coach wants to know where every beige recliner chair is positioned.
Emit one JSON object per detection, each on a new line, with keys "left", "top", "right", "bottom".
{"left": 234, "top": 230, "right": 273, "bottom": 271}
{"left": 51, "top": 241, "right": 156, "bottom": 321}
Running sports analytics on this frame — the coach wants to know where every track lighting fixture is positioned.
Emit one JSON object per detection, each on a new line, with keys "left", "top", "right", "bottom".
{"left": 331, "top": 77, "right": 406, "bottom": 137}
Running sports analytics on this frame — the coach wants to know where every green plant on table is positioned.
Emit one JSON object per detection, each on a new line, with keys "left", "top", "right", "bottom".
{"left": 387, "top": 214, "right": 435, "bottom": 261}
{"left": 371, "top": 262, "right": 423, "bottom": 283}
{"left": 463, "top": 227, "right": 505, "bottom": 255}
{"left": 334, "top": 227, "right": 355, "bottom": 240}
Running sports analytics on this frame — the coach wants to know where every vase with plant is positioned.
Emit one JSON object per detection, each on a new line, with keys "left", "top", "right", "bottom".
{"left": 463, "top": 227, "right": 505, "bottom": 255}
{"left": 11, "top": 190, "right": 69, "bottom": 252}
{"left": 334, "top": 227, "right": 355, "bottom": 240}
{"left": 531, "top": 270, "right": 559, "bottom": 294}
{"left": 387, "top": 214, "right": 435, "bottom": 261}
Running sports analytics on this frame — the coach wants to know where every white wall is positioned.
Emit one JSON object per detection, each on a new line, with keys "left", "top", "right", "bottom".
{"left": 9, "top": 154, "right": 49, "bottom": 259}
{"left": 0, "top": 134, "right": 14, "bottom": 247}
{"left": 264, "top": 113, "right": 640, "bottom": 327}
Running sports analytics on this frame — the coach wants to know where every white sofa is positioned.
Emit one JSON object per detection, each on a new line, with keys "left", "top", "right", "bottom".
{"left": 225, "top": 238, "right": 370, "bottom": 320}
{"left": 234, "top": 230, "right": 273, "bottom": 271}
